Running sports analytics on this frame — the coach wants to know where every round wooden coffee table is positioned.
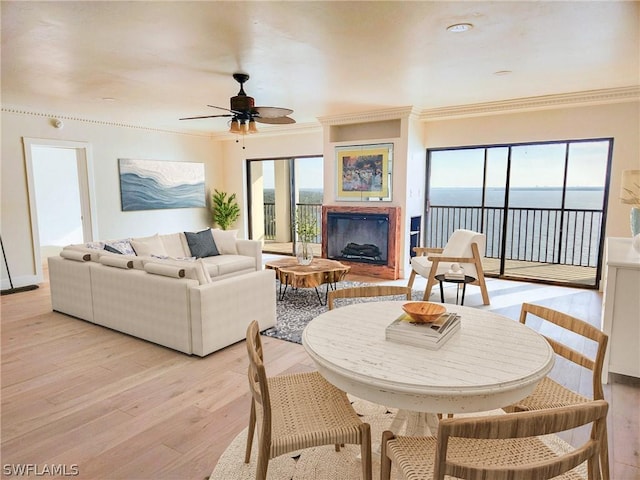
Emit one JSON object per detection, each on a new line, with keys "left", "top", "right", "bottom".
{"left": 265, "top": 257, "right": 350, "bottom": 305}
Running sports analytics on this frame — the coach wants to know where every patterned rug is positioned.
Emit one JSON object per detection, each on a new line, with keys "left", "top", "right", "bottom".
{"left": 261, "top": 281, "right": 425, "bottom": 344}
{"left": 261, "top": 277, "right": 596, "bottom": 344}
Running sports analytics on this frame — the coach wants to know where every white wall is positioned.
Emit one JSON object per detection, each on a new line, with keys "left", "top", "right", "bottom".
{"left": 1, "top": 111, "right": 220, "bottom": 287}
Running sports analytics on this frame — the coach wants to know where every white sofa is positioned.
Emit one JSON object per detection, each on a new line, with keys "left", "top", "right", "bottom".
{"left": 48, "top": 229, "right": 276, "bottom": 356}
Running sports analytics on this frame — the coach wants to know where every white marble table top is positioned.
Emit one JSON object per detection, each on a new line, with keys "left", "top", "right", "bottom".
{"left": 302, "top": 301, "right": 555, "bottom": 414}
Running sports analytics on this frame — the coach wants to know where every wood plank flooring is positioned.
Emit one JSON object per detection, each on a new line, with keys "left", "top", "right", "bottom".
{"left": 1, "top": 267, "right": 638, "bottom": 479}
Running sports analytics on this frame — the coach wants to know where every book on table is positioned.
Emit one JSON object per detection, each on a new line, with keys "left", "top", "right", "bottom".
{"left": 444, "top": 272, "right": 466, "bottom": 280}
{"left": 385, "top": 312, "right": 461, "bottom": 349}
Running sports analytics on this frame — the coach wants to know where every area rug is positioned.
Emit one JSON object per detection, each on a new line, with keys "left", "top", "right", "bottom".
{"left": 261, "top": 281, "right": 425, "bottom": 344}
{"left": 262, "top": 277, "right": 593, "bottom": 344}
{"left": 209, "top": 396, "right": 586, "bottom": 480}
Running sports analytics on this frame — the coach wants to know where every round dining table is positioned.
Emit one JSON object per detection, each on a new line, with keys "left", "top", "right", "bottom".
{"left": 302, "top": 301, "right": 555, "bottom": 416}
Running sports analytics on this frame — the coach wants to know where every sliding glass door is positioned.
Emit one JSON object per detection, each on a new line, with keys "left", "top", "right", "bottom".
{"left": 426, "top": 139, "right": 612, "bottom": 288}
{"left": 246, "top": 155, "right": 323, "bottom": 256}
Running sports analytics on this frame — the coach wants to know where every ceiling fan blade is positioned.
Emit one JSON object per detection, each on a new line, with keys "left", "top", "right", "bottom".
{"left": 207, "top": 105, "right": 243, "bottom": 115}
{"left": 255, "top": 116, "right": 296, "bottom": 125}
{"left": 179, "top": 114, "right": 233, "bottom": 120}
{"left": 253, "top": 106, "right": 294, "bottom": 118}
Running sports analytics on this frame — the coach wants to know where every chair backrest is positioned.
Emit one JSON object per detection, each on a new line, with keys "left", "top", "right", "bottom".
{"left": 436, "top": 229, "right": 486, "bottom": 276}
{"left": 435, "top": 400, "right": 609, "bottom": 480}
{"left": 327, "top": 285, "right": 412, "bottom": 310}
{"left": 520, "top": 303, "right": 608, "bottom": 401}
{"left": 246, "top": 320, "right": 272, "bottom": 430}
{"left": 442, "top": 229, "right": 486, "bottom": 256}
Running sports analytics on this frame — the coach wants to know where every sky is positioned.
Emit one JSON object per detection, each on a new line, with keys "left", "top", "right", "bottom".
{"left": 261, "top": 157, "right": 324, "bottom": 189}
{"left": 258, "top": 140, "right": 610, "bottom": 191}
{"left": 430, "top": 140, "right": 610, "bottom": 189}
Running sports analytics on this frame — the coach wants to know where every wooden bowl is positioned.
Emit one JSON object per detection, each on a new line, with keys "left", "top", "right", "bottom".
{"left": 402, "top": 302, "right": 446, "bottom": 323}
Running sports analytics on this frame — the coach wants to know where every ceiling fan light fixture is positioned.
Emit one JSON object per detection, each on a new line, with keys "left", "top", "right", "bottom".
{"left": 248, "top": 119, "right": 258, "bottom": 134}
{"left": 229, "top": 118, "right": 240, "bottom": 134}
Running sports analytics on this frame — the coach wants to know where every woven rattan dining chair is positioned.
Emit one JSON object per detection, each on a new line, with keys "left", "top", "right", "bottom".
{"left": 244, "top": 320, "right": 372, "bottom": 480}
{"left": 504, "top": 302, "right": 610, "bottom": 480}
{"left": 381, "top": 400, "right": 609, "bottom": 480}
{"left": 327, "top": 285, "right": 412, "bottom": 310}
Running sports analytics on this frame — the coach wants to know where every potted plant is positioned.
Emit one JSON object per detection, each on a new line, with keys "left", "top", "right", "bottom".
{"left": 295, "top": 209, "right": 318, "bottom": 265}
{"left": 211, "top": 189, "right": 240, "bottom": 230}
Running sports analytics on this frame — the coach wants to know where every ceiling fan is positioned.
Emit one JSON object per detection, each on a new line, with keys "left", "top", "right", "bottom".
{"left": 180, "top": 73, "right": 295, "bottom": 134}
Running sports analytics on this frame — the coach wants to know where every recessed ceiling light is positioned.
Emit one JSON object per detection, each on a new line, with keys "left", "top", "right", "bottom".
{"left": 446, "top": 23, "right": 473, "bottom": 33}
{"left": 102, "top": 97, "right": 116, "bottom": 102}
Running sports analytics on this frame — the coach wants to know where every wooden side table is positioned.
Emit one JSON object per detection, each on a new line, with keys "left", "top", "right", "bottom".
{"left": 434, "top": 274, "right": 476, "bottom": 305}
{"left": 265, "top": 258, "right": 350, "bottom": 305}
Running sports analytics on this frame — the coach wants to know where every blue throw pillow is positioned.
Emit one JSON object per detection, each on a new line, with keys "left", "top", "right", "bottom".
{"left": 184, "top": 229, "right": 220, "bottom": 258}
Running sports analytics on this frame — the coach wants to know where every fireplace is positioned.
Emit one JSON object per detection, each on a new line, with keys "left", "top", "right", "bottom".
{"left": 326, "top": 213, "right": 389, "bottom": 265}
{"left": 322, "top": 206, "right": 401, "bottom": 279}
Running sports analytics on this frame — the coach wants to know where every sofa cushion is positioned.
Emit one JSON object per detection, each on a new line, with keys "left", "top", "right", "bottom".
{"left": 104, "top": 239, "right": 136, "bottom": 255}
{"left": 160, "top": 233, "right": 190, "bottom": 258}
{"left": 211, "top": 229, "right": 239, "bottom": 255}
{"left": 131, "top": 234, "right": 168, "bottom": 257}
{"left": 194, "top": 259, "right": 212, "bottom": 284}
{"left": 184, "top": 229, "right": 219, "bottom": 258}
{"left": 202, "top": 254, "right": 255, "bottom": 276}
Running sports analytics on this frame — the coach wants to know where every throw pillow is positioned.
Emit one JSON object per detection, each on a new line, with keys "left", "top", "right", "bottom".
{"left": 184, "top": 229, "right": 220, "bottom": 258}
{"left": 104, "top": 239, "right": 136, "bottom": 256}
{"left": 211, "top": 229, "right": 239, "bottom": 255}
{"left": 130, "top": 234, "right": 167, "bottom": 257}
{"left": 104, "top": 244, "right": 123, "bottom": 254}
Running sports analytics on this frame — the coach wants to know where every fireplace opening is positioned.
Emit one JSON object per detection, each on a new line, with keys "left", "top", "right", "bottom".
{"left": 326, "top": 213, "right": 389, "bottom": 265}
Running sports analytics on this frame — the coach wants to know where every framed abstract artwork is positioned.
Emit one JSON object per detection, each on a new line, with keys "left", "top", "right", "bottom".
{"left": 335, "top": 143, "right": 393, "bottom": 201}
{"left": 118, "top": 158, "right": 206, "bottom": 211}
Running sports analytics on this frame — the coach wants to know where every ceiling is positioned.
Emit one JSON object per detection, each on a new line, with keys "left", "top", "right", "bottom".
{"left": 2, "top": 1, "right": 639, "bottom": 136}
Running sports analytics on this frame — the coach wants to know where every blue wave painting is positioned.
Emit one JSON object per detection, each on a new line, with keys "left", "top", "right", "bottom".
{"left": 119, "top": 159, "right": 205, "bottom": 211}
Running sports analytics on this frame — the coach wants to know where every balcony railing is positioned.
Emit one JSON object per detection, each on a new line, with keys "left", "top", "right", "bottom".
{"left": 263, "top": 203, "right": 323, "bottom": 244}
{"left": 264, "top": 202, "right": 602, "bottom": 269}
{"left": 427, "top": 205, "right": 603, "bottom": 267}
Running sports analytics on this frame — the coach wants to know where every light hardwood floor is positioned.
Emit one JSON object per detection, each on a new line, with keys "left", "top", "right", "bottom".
{"left": 1, "top": 267, "right": 638, "bottom": 480}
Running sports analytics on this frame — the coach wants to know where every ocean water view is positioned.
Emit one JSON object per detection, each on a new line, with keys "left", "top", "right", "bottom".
{"left": 430, "top": 187, "right": 605, "bottom": 210}
{"left": 428, "top": 187, "right": 605, "bottom": 268}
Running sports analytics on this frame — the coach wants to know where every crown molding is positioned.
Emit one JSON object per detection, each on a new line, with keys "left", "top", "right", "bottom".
{"left": 419, "top": 86, "right": 640, "bottom": 121}
{"left": 1, "top": 107, "right": 217, "bottom": 138}
{"left": 1, "top": 106, "right": 322, "bottom": 140}
{"left": 317, "top": 106, "right": 419, "bottom": 126}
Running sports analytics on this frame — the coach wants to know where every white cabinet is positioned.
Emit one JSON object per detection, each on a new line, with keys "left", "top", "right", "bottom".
{"left": 601, "top": 237, "right": 640, "bottom": 383}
